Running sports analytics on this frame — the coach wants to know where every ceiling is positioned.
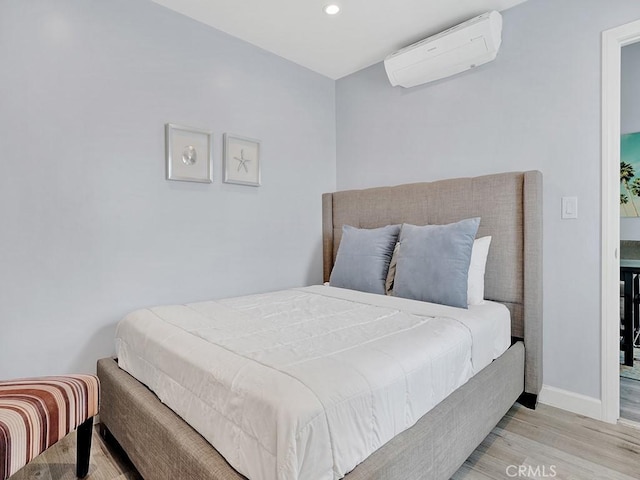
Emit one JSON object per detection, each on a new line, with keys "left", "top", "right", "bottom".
{"left": 151, "top": 0, "right": 528, "bottom": 80}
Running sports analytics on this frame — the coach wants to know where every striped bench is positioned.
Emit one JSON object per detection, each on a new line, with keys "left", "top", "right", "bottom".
{"left": 0, "top": 375, "right": 100, "bottom": 480}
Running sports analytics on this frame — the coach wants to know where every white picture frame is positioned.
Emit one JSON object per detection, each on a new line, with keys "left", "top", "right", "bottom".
{"left": 165, "top": 123, "right": 213, "bottom": 183}
{"left": 223, "top": 133, "right": 261, "bottom": 187}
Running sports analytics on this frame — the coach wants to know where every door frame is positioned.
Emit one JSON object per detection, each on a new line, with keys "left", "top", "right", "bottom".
{"left": 601, "top": 19, "right": 640, "bottom": 423}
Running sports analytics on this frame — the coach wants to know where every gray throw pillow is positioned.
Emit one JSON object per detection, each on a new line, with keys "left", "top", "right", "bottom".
{"left": 330, "top": 224, "right": 401, "bottom": 295}
{"left": 393, "top": 218, "right": 480, "bottom": 308}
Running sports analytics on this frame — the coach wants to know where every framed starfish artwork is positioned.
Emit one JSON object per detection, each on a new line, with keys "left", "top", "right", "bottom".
{"left": 165, "top": 123, "right": 213, "bottom": 183}
{"left": 223, "top": 133, "right": 261, "bottom": 187}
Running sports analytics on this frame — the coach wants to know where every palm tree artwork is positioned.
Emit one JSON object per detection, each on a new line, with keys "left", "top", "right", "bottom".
{"left": 620, "top": 132, "right": 640, "bottom": 217}
{"left": 621, "top": 161, "right": 639, "bottom": 216}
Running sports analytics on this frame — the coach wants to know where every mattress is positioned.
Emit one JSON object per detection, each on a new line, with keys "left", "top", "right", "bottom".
{"left": 115, "top": 285, "right": 510, "bottom": 480}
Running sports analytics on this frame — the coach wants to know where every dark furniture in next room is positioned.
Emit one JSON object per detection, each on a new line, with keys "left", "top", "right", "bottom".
{"left": 621, "top": 258, "right": 640, "bottom": 366}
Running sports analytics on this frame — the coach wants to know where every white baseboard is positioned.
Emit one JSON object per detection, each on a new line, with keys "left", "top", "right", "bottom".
{"left": 618, "top": 417, "right": 640, "bottom": 430}
{"left": 538, "top": 385, "right": 602, "bottom": 421}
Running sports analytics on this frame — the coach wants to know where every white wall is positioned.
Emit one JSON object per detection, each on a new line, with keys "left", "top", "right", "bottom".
{"left": 0, "top": 0, "right": 336, "bottom": 378}
{"left": 621, "top": 42, "right": 640, "bottom": 240}
{"left": 336, "top": 0, "right": 640, "bottom": 400}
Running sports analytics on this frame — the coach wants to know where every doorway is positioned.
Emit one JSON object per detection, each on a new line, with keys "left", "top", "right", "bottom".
{"left": 619, "top": 44, "right": 640, "bottom": 423}
{"left": 602, "top": 19, "right": 640, "bottom": 424}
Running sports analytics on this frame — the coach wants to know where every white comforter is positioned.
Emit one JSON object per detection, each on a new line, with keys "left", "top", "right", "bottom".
{"left": 116, "top": 285, "right": 510, "bottom": 480}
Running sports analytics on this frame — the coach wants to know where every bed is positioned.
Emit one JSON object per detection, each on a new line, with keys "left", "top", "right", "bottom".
{"left": 97, "top": 170, "right": 542, "bottom": 480}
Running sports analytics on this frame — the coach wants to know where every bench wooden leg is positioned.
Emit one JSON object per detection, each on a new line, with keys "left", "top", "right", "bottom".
{"left": 76, "top": 417, "right": 93, "bottom": 478}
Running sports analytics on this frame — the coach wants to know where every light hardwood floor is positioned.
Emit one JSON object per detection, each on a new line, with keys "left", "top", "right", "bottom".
{"left": 9, "top": 403, "right": 640, "bottom": 480}
{"left": 621, "top": 376, "right": 640, "bottom": 424}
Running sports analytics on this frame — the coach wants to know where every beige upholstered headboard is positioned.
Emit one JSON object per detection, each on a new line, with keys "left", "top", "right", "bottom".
{"left": 322, "top": 171, "right": 543, "bottom": 398}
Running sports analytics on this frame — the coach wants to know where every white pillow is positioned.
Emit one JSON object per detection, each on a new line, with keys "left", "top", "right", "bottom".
{"left": 385, "top": 242, "right": 400, "bottom": 294}
{"left": 467, "top": 236, "right": 492, "bottom": 305}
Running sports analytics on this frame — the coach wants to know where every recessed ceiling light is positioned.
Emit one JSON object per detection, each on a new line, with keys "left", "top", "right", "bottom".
{"left": 323, "top": 4, "right": 341, "bottom": 15}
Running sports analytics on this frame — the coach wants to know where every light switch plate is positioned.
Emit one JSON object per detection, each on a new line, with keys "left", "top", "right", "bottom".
{"left": 562, "top": 196, "right": 578, "bottom": 219}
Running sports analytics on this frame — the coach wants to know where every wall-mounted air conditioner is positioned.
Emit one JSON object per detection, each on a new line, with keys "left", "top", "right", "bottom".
{"left": 384, "top": 11, "right": 503, "bottom": 88}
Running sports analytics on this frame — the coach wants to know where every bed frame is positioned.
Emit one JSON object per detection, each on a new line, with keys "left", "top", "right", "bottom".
{"left": 97, "top": 170, "right": 542, "bottom": 480}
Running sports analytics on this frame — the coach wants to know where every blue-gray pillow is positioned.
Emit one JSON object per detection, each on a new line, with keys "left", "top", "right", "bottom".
{"left": 393, "top": 218, "right": 480, "bottom": 308}
{"left": 330, "top": 224, "right": 401, "bottom": 295}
